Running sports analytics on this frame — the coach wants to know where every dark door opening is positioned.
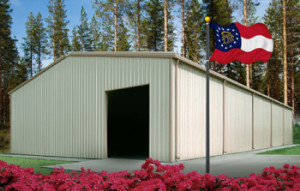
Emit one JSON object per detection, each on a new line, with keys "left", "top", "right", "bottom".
{"left": 107, "top": 85, "right": 149, "bottom": 159}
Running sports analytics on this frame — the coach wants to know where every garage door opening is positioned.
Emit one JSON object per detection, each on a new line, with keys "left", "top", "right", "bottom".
{"left": 107, "top": 85, "right": 149, "bottom": 159}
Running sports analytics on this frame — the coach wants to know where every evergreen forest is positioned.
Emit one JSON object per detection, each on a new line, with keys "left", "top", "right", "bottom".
{"left": 0, "top": 0, "right": 299, "bottom": 129}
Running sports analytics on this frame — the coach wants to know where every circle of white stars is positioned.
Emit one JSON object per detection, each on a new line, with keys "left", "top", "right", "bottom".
{"left": 216, "top": 27, "right": 239, "bottom": 50}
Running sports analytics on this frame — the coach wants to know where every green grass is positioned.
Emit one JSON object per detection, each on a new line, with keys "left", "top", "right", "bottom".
{"left": 258, "top": 145, "right": 300, "bottom": 155}
{"left": 0, "top": 156, "right": 73, "bottom": 175}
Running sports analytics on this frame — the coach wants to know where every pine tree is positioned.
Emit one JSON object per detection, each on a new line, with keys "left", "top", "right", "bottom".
{"left": 78, "top": 6, "right": 91, "bottom": 51}
{"left": 241, "top": 0, "right": 259, "bottom": 88}
{"left": 181, "top": 0, "right": 186, "bottom": 57}
{"left": 283, "top": 0, "right": 287, "bottom": 105}
{"left": 33, "top": 12, "right": 48, "bottom": 72}
{"left": 264, "top": 0, "right": 283, "bottom": 101}
{"left": 22, "top": 12, "right": 35, "bottom": 77}
{"left": 99, "top": 18, "right": 114, "bottom": 51}
{"left": 71, "top": 26, "right": 81, "bottom": 51}
{"left": 90, "top": 15, "right": 101, "bottom": 51}
{"left": 286, "top": 0, "right": 299, "bottom": 116}
{"left": 117, "top": 18, "right": 130, "bottom": 51}
{"left": 0, "top": 0, "right": 19, "bottom": 128}
{"left": 127, "top": 0, "right": 145, "bottom": 51}
{"left": 46, "top": 0, "right": 70, "bottom": 60}
{"left": 185, "top": 0, "right": 204, "bottom": 63}
{"left": 143, "top": 0, "right": 164, "bottom": 51}
{"left": 93, "top": 0, "right": 128, "bottom": 51}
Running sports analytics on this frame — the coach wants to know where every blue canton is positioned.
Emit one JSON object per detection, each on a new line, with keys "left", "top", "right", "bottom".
{"left": 210, "top": 23, "right": 241, "bottom": 52}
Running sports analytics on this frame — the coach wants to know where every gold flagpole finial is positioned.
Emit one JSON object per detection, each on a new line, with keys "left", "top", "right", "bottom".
{"left": 205, "top": 16, "right": 210, "bottom": 22}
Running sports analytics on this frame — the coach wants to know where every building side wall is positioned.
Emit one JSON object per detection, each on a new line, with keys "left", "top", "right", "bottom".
{"left": 11, "top": 56, "right": 170, "bottom": 161}
{"left": 253, "top": 95, "right": 271, "bottom": 150}
{"left": 284, "top": 109, "right": 293, "bottom": 145}
{"left": 271, "top": 103, "right": 284, "bottom": 146}
{"left": 224, "top": 83, "right": 253, "bottom": 154}
{"left": 176, "top": 62, "right": 223, "bottom": 160}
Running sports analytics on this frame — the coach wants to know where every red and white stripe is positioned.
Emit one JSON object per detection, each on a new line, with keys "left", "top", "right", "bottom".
{"left": 210, "top": 23, "right": 273, "bottom": 65}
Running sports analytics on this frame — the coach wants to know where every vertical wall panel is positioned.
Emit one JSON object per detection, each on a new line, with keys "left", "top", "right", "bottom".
{"left": 11, "top": 56, "right": 170, "bottom": 161}
{"left": 284, "top": 108, "right": 293, "bottom": 145}
{"left": 224, "top": 83, "right": 252, "bottom": 154}
{"left": 271, "top": 103, "right": 284, "bottom": 146}
{"left": 176, "top": 63, "right": 223, "bottom": 160}
{"left": 209, "top": 77, "right": 224, "bottom": 156}
{"left": 253, "top": 95, "right": 271, "bottom": 149}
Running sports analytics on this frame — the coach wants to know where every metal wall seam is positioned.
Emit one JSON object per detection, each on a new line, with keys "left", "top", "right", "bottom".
{"left": 225, "top": 83, "right": 252, "bottom": 154}
{"left": 175, "top": 60, "right": 179, "bottom": 161}
{"left": 283, "top": 109, "right": 293, "bottom": 145}
{"left": 253, "top": 95, "right": 272, "bottom": 150}
{"left": 223, "top": 80, "right": 226, "bottom": 154}
{"left": 169, "top": 58, "right": 175, "bottom": 162}
{"left": 252, "top": 93, "right": 255, "bottom": 150}
{"left": 271, "top": 102, "right": 284, "bottom": 146}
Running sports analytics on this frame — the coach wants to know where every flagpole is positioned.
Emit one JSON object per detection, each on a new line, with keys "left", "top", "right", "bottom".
{"left": 205, "top": 16, "right": 210, "bottom": 174}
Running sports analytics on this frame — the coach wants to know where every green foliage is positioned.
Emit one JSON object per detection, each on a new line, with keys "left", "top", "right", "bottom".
{"left": 22, "top": 12, "right": 48, "bottom": 76}
{"left": 71, "top": 26, "right": 81, "bottom": 51}
{"left": 0, "top": 156, "right": 73, "bottom": 175}
{"left": 0, "top": 0, "right": 22, "bottom": 128}
{"left": 117, "top": 18, "right": 130, "bottom": 51}
{"left": 93, "top": 0, "right": 129, "bottom": 51}
{"left": 185, "top": 0, "right": 204, "bottom": 63}
{"left": 0, "top": 126, "right": 10, "bottom": 153}
{"left": 143, "top": 0, "right": 164, "bottom": 51}
{"left": 77, "top": 6, "right": 91, "bottom": 51}
{"left": 89, "top": 15, "right": 101, "bottom": 51}
{"left": 294, "top": 123, "right": 300, "bottom": 144}
{"left": 46, "top": 0, "right": 70, "bottom": 59}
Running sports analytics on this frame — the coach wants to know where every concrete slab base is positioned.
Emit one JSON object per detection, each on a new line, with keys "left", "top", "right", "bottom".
{"left": 42, "top": 145, "right": 300, "bottom": 177}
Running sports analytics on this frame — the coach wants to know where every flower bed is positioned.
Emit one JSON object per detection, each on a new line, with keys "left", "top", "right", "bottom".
{"left": 0, "top": 158, "right": 299, "bottom": 190}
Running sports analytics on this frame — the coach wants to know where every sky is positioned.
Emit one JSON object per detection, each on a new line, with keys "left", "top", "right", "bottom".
{"left": 10, "top": 0, "right": 271, "bottom": 67}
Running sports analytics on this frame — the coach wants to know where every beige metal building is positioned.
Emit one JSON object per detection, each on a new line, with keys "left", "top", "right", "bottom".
{"left": 9, "top": 52, "right": 293, "bottom": 162}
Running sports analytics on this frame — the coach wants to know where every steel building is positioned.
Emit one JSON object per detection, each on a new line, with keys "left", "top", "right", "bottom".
{"left": 9, "top": 52, "right": 293, "bottom": 162}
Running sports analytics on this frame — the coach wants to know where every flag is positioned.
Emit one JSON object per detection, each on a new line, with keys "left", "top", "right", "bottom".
{"left": 209, "top": 22, "right": 273, "bottom": 65}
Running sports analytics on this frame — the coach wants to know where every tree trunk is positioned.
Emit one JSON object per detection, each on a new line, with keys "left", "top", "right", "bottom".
{"left": 283, "top": 0, "right": 287, "bottom": 105}
{"left": 244, "top": 0, "right": 250, "bottom": 88}
{"left": 164, "top": 0, "right": 168, "bottom": 52}
{"left": 291, "top": 41, "right": 294, "bottom": 118}
{"left": 181, "top": 0, "right": 186, "bottom": 57}
{"left": 275, "top": 39, "right": 279, "bottom": 100}
{"left": 53, "top": 0, "right": 56, "bottom": 61}
{"left": 138, "top": 0, "right": 140, "bottom": 51}
{"left": 114, "top": 0, "right": 118, "bottom": 52}
{"left": 267, "top": 84, "right": 270, "bottom": 97}
{"left": 0, "top": 49, "right": 3, "bottom": 129}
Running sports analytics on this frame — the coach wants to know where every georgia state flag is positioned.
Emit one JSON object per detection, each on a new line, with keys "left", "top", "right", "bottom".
{"left": 209, "top": 22, "right": 273, "bottom": 65}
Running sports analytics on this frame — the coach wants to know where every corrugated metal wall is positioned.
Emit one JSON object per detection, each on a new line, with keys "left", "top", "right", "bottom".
{"left": 11, "top": 56, "right": 170, "bottom": 161}
{"left": 176, "top": 62, "right": 223, "bottom": 160}
{"left": 174, "top": 59, "right": 293, "bottom": 161}
{"left": 271, "top": 102, "right": 284, "bottom": 146}
{"left": 224, "top": 83, "right": 252, "bottom": 154}
{"left": 253, "top": 95, "right": 271, "bottom": 150}
{"left": 284, "top": 109, "right": 293, "bottom": 145}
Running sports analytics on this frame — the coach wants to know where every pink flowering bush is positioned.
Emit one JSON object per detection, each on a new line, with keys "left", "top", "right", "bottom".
{"left": 0, "top": 158, "right": 299, "bottom": 190}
